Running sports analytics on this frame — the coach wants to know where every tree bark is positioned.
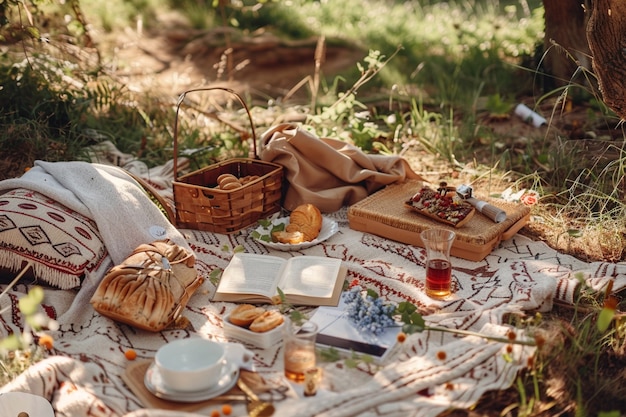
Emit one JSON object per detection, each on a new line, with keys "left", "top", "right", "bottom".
{"left": 587, "top": 0, "right": 626, "bottom": 120}
{"left": 542, "top": 0, "right": 592, "bottom": 88}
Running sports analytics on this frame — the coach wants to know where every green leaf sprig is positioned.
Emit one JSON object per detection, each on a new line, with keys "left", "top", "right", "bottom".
{"left": 390, "top": 292, "right": 536, "bottom": 347}
{"left": 208, "top": 244, "right": 245, "bottom": 286}
{"left": 250, "top": 219, "right": 285, "bottom": 243}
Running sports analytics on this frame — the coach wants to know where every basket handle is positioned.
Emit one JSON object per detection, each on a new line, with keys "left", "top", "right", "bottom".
{"left": 172, "top": 87, "right": 258, "bottom": 181}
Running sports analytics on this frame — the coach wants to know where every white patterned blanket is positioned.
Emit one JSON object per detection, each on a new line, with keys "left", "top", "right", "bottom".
{"left": 1, "top": 203, "right": 625, "bottom": 417}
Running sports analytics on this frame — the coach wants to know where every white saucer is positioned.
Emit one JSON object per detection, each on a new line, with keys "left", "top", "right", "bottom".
{"left": 0, "top": 392, "right": 54, "bottom": 417}
{"left": 252, "top": 217, "right": 338, "bottom": 251}
{"left": 144, "top": 361, "right": 239, "bottom": 402}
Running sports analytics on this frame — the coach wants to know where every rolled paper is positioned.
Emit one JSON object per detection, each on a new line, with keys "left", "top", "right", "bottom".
{"left": 514, "top": 103, "right": 547, "bottom": 128}
{"left": 467, "top": 198, "right": 507, "bottom": 223}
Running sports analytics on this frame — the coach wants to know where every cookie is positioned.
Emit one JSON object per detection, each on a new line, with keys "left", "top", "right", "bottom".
{"left": 229, "top": 304, "right": 266, "bottom": 327}
{"left": 249, "top": 310, "right": 284, "bottom": 333}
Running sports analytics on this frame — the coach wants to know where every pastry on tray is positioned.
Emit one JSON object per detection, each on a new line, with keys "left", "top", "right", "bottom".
{"left": 405, "top": 185, "right": 475, "bottom": 228}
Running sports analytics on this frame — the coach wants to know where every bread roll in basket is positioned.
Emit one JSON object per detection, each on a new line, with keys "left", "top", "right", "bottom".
{"left": 90, "top": 239, "right": 203, "bottom": 332}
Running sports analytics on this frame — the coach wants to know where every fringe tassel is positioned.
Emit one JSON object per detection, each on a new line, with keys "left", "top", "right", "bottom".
{"left": 0, "top": 253, "right": 80, "bottom": 290}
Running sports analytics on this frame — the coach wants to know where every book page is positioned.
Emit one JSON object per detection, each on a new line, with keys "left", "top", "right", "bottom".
{"left": 216, "top": 253, "right": 286, "bottom": 298}
{"left": 278, "top": 256, "right": 342, "bottom": 299}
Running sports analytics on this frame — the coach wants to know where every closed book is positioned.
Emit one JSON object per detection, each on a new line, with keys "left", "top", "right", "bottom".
{"left": 308, "top": 296, "right": 401, "bottom": 363}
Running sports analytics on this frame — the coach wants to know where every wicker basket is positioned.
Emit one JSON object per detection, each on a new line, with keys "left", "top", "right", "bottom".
{"left": 172, "top": 87, "right": 283, "bottom": 234}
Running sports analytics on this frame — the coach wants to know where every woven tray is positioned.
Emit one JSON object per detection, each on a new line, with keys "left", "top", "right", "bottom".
{"left": 348, "top": 179, "right": 531, "bottom": 261}
{"left": 122, "top": 360, "right": 237, "bottom": 411}
{"left": 122, "top": 360, "right": 289, "bottom": 411}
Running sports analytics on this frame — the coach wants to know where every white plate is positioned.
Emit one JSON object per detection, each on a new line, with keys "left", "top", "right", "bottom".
{"left": 252, "top": 217, "right": 338, "bottom": 251}
{"left": 0, "top": 392, "right": 54, "bottom": 417}
{"left": 144, "top": 361, "right": 239, "bottom": 402}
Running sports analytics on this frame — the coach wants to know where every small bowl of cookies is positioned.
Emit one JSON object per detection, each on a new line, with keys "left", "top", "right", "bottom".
{"left": 223, "top": 304, "right": 285, "bottom": 348}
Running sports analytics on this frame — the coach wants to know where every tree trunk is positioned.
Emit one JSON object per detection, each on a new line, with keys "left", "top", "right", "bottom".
{"left": 542, "top": 0, "right": 592, "bottom": 89}
{"left": 587, "top": 0, "right": 626, "bottom": 120}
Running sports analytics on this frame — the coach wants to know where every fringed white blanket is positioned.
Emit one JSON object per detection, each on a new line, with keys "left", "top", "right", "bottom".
{"left": 0, "top": 160, "right": 191, "bottom": 302}
{"left": 0, "top": 160, "right": 190, "bottom": 266}
{"left": 1, "top": 204, "right": 625, "bottom": 417}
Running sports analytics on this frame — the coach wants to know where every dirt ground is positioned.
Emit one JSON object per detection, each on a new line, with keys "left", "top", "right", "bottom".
{"left": 107, "top": 21, "right": 364, "bottom": 102}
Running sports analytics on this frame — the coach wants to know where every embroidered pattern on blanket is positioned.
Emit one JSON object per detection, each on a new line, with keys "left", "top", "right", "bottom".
{"left": 0, "top": 188, "right": 107, "bottom": 289}
{"left": 1, "top": 208, "right": 625, "bottom": 417}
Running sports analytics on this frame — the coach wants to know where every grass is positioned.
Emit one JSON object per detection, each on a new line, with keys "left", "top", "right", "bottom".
{"left": 1, "top": 0, "right": 626, "bottom": 415}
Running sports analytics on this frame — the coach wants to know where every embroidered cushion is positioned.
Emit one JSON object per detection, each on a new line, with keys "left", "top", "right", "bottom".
{"left": 0, "top": 188, "right": 107, "bottom": 289}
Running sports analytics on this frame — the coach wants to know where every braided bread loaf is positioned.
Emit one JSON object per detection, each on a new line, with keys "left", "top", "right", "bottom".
{"left": 90, "top": 240, "right": 202, "bottom": 332}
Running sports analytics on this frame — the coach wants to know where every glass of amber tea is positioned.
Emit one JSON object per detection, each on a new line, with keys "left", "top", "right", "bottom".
{"left": 420, "top": 228, "right": 456, "bottom": 299}
{"left": 283, "top": 319, "right": 318, "bottom": 382}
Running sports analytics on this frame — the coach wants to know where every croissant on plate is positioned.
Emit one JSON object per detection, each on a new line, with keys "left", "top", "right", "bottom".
{"left": 272, "top": 203, "right": 323, "bottom": 244}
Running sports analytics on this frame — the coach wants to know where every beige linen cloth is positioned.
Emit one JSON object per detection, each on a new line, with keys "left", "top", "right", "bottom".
{"left": 259, "top": 123, "right": 424, "bottom": 212}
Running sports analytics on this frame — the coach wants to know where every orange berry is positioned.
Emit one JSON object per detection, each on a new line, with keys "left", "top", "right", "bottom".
{"left": 124, "top": 349, "right": 137, "bottom": 360}
{"left": 222, "top": 404, "right": 233, "bottom": 415}
{"left": 507, "top": 330, "right": 517, "bottom": 341}
{"left": 210, "top": 410, "right": 220, "bottom": 417}
{"left": 604, "top": 295, "right": 618, "bottom": 310}
{"left": 534, "top": 334, "right": 546, "bottom": 348}
{"left": 38, "top": 334, "right": 54, "bottom": 350}
{"left": 506, "top": 344, "right": 513, "bottom": 354}
{"left": 396, "top": 332, "right": 407, "bottom": 343}
{"left": 436, "top": 351, "right": 447, "bottom": 361}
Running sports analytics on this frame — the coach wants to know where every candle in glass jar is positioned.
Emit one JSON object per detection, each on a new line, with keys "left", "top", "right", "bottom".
{"left": 283, "top": 319, "right": 318, "bottom": 382}
{"left": 284, "top": 346, "right": 316, "bottom": 382}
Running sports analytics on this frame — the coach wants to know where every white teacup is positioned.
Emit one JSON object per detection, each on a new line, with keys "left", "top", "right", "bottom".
{"left": 155, "top": 338, "right": 226, "bottom": 392}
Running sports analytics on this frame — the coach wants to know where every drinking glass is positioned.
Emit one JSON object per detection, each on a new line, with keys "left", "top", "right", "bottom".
{"left": 283, "top": 319, "right": 318, "bottom": 382}
{"left": 420, "top": 228, "right": 456, "bottom": 299}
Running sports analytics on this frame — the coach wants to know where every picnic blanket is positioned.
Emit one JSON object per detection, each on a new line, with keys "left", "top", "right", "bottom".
{"left": 1, "top": 160, "right": 625, "bottom": 417}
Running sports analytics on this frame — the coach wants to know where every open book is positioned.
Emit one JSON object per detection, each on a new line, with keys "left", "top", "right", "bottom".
{"left": 213, "top": 253, "right": 346, "bottom": 306}
{"left": 308, "top": 295, "right": 402, "bottom": 363}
